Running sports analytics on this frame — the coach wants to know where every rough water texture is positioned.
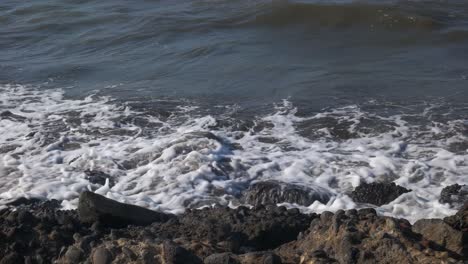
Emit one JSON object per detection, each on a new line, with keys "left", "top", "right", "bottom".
{"left": 0, "top": 194, "right": 466, "bottom": 263}
{"left": 0, "top": 84, "right": 467, "bottom": 223}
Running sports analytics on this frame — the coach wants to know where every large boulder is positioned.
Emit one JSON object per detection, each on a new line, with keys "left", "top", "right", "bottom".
{"left": 243, "top": 181, "right": 332, "bottom": 207}
{"left": 78, "top": 191, "right": 172, "bottom": 227}
{"left": 439, "top": 184, "right": 467, "bottom": 208}
{"left": 350, "top": 182, "right": 410, "bottom": 206}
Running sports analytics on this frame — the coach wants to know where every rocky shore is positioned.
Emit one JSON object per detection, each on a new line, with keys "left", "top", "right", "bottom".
{"left": 0, "top": 183, "right": 466, "bottom": 264}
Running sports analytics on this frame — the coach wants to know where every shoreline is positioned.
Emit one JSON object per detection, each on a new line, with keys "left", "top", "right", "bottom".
{"left": 0, "top": 190, "right": 466, "bottom": 264}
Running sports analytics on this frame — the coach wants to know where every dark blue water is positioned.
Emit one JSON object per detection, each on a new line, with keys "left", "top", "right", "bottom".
{"left": 1, "top": 0, "right": 468, "bottom": 113}
{"left": 1, "top": 0, "right": 468, "bottom": 219}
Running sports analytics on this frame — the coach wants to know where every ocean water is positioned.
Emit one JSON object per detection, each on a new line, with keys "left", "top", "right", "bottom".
{"left": 0, "top": 0, "right": 467, "bottom": 222}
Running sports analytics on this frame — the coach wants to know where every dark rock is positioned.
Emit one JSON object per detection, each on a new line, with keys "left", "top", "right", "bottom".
{"left": 243, "top": 181, "right": 332, "bottom": 207}
{"left": 121, "top": 247, "right": 137, "bottom": 260}
{"left": 357, "top": 208, "right": 377, "bottom": 216}
{"left": 239, "top": 252, "right": 282, "bottom": 264}
{"left": 84, "top": 170, "right": 115, "bottom": 187}
{"left": 162, "top": 241, "right": 202, "bottom": 264}
{"left": 6, "top": 197, "right": 42, "bottom": 207}
{"left": 204, "top": 253, "right": 240, "bottom": 264}
{"left": 92, "top": 247, "right": 112, "bottom": 264}
{"left": 320, "top": 211, "right": 334, "bottom": 224}
{"left": 78, "top": 191, "right": 172, "bottom": 227}
{"left": 350, "top": 182, "right": 410, "bottom": 206}
{"left": 17, "top": 210, "right": 37, "bottom": 225}
{"left": 64, "top": 246, "right": 83, "bottom": 263}
{"left": 1, "top": 194, "right": 466, "bottom": 263}
{"left": 0, "top": 110, "right": 26, "bottom": 121}
{"left": 439, "top": 184, "right": 467, "bottom": 208}
{"left": 444, "top": 202, "right": 468, "bottom": 231}
{"left": 0, "top": 252, "right": 21, "bottom": 264}
{"left": 287, "top": 208, "right": 300, "bottom": 215}
{"left": 0, "top": 144, "right": 20, "bottom": 153}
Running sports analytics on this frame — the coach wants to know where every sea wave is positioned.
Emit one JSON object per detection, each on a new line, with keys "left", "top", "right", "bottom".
{"left": 0, "top": 84, "right": 466, "bottom": 223}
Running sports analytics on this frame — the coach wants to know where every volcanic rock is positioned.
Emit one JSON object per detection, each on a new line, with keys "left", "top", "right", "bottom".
{"left": 0, "top": 193, "right": 466, "bottom": 263}
{"left": 350, "top": 182, "right": 410, "bottom": 206}
{"left": 276, "top": 206, "right": 466, "bottom": 263}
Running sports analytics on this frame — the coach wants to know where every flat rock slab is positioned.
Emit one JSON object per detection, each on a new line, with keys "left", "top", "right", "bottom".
{"left": 350, "top": 182, "right": 410, "bottom": 206}
{"left": 78, "top": 191, "right": 172, "bottom": 227}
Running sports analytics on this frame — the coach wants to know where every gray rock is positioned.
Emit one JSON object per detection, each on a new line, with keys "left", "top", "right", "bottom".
{"left": 78, "top": 191, "right": 172, "bottom": 227}
{"left": 239, "top": 252, "right": 282, "bottom": 264}
{"left": 84, "top": 170, "right": 115, "bottom": 187}
{"left": 92, "top": 247, "right": 112, "bottom": 264}
{"left": 439, "top": 184, "right": 467, "bottom": 208}
{"left": 243, "top": 181, "right": 332, "bottom": 206}
{"left": 0, "top": 110, "right": 26, "bottom": 121}
{"left": 162, "top": 241, "right": 202, "bottom": 264}
{"left": 350, "top": 182, "right": 410, "bottom": 206}
{"left": 64, "top": 246, "right": 83, "bottom": 263}
{"left": 204, "top": 253, "right": 240, "bottom": 264}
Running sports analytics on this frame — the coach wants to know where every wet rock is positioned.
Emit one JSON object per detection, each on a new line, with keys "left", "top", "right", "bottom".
{"left": 243, "top": 181, "right": 332, "bottom": 206}
{"left": 439, "top": 184, "right": 467, "bottom": 208}
{"left": 0, "top": 144, "right": 20, "bottom": 154}
{"left": 6, "top": 197, "right": 42, "bottom": 207}
{"left": 0, "top": 252, "right": 21, "bottom": 264}
{"left": 0, "top": 110, "right": 26, "bottom": 121}
{"left": 84, "top": 170, "right": 115, "bottom": 187}
{"left": 444, "top": 202, "right": 468, "bottom": 231}
{"left": 152, "top": 205, "right": 312, "bottom": 251}
{"left": 78, "top": 191, "right": 172, "bottom": 227}
{"left": 17, "top": 210, "right": 37, "bottom": 225}
{"left": 350, "top": 182, "right": 410, "bottom": 206}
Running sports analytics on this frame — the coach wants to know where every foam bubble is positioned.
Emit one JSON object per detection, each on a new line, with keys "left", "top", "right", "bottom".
{"left": 0, "top": 84, "right": 466, "bottom": 222}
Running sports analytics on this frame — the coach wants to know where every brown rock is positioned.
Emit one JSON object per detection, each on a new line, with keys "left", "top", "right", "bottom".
{"left": 413, "top": 218, "right": 464, "bottom": 257}
{"left": 92, "top": 247, "right": 112, "bottom": 264}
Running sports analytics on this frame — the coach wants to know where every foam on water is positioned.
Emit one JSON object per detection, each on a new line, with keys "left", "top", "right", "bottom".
{"left": 0, "top": 84, "right": 467, "bottom": 222}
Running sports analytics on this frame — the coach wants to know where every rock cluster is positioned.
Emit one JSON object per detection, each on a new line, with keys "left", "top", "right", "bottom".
{"left": 0, "top": 191, "right": 466, "bottom": 263}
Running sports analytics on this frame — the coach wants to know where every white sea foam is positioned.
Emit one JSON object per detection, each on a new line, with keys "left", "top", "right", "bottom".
{"left": 0, "top": 84, "right": 467, "bottom": 222}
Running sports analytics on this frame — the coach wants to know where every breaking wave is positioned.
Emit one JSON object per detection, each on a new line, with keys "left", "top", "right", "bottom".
{"left": 0, "top": 84, "right": 467, "bottom": 223}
